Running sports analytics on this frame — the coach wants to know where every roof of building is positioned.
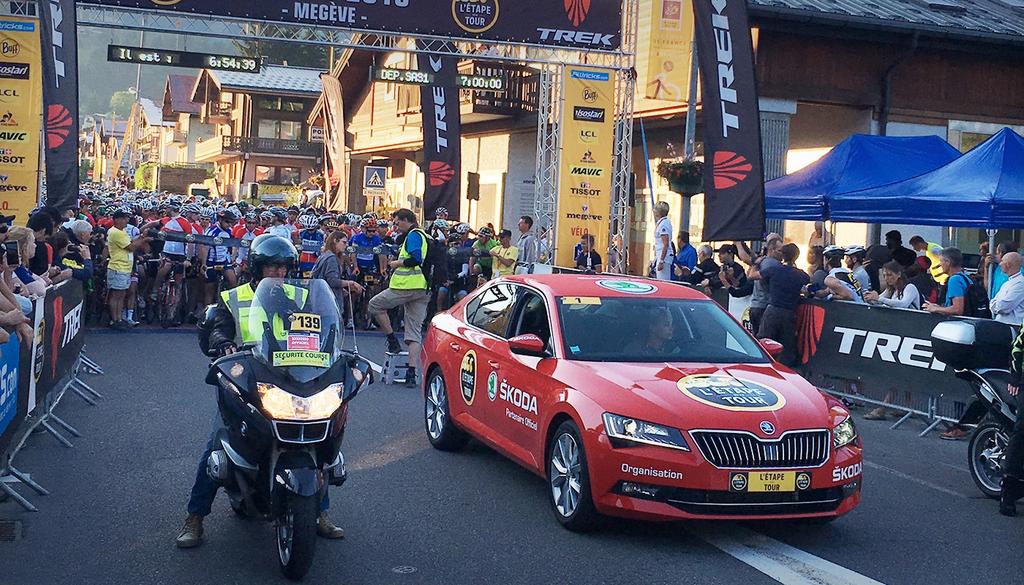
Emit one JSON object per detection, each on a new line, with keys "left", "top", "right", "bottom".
{"left": 164, "top": 74, "right": 201, "bottom": 116}
{"left": 209, "top": 64, "right": 324, "bottom": 95}
{"left": 139, "top": 98, "right": 174, "bottom": 127}
{"left": 99, "top": 118, "right": 129, "bottom": 137}
{"left": 749, "top": 0, "right": 1024, "bottom": 42}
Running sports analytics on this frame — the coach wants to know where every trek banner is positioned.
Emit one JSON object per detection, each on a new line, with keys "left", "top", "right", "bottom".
{"left": 78, "top": 0, "right": 624, "bottom": 50}
{"left": 0, "top": 16, "right": 43, "bottom": 223}
{"left": 40, "top": 0, "right": 80, "bottom": 212}
{"left": 556, "top": 66, "right": 615, "bottom": 268}
{"left": 692, "top": 0, "right": 765, "bottom": 241}
{"left": 417, "top": 44, "right": 461, "bottom": 220}
{"left": 643, "top": 0, "right": 693, "bottom": 102}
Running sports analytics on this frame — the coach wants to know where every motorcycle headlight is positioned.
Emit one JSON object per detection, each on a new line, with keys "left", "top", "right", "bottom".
{"left": 833, "top": 417, "right": 857, "bottom": 449}
{"left": 603, "top": 413, "right": 690, "bottom": 451}
{"left": 257, "top": 383, "right": 343, "bottom": 421}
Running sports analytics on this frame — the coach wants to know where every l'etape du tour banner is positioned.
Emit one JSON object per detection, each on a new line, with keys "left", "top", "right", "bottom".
{"left": 556, "top": 66, "right": 615, "bottom": 268}
{"left": 0, "top": 16, "right": 43, "bottom": 223}
{"left": 417, "top": 41, "right": 462, "bottom": 220}
{"left": 39, "top": 0, "right": 80, "bottom": 212}
{"left": 693, "top": 0, "right": 765, "bottom": 241}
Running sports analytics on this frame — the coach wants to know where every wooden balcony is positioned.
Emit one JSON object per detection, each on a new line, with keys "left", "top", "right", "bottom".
{"left": 200, "top": 101, "right": 232, "bottom": 124}
{"left": 396, "top": 61, "right": 539, "bottom": 123}
{"left": 195, "top": 135, "right": 321, "bottom": 162}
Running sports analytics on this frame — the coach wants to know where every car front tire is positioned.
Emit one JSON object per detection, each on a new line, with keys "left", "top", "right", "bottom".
{"left": 547, "top": 420, "right": 599, "bottom": 531}
{"left": 424, "top": 367, "right": 469, "bottom": 451}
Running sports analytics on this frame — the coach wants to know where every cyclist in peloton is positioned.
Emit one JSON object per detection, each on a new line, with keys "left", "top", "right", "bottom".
{"left": 149, "top": 199, "right": 195, "bottom": 301}
{"left": 297, "top": 214, "right": 325, "bottom": 278}
{"left": 198, "top": 209, "right": 239, "bottom": 307}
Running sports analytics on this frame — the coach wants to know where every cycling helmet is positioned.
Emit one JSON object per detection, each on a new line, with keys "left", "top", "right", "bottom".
{"left": 182, "top": 203, "right": 203, "bottom": 215}
{"left": 434, "top": 207, "right": 448, "bottom": 219}
{"left": 432, "top": 218, "right": 449, "bottom": 231}
{"left": 248, "top": 234, "right": 299, "bottom": 281}
{"left": 454, "top": 223, "right": 471, "bottom": 235}
{"left": 377, "top": 219, "right": 391, "bottom": 230}
{"left": 822, "top": 245, "right": 846, "bottom": 259}
{"left": 268, "top": 207, "right": 288, "bottom": 222}
{"left": 321, "top": 218, "right": 339, "bottom": 230}
{"left": 360, "top": 217, "right": 378, "bottom": 230}
{"left": 202, "top": 207, "right": 218, "bottom": 220}
{"left": 299, "top": 214, "right": 319, "bottom": 230}
{"left": 317, "top": 215, "right": 334, "bottom": 225}
{"left": 218, "top": 209, "right": 239, "bottom": 223}
{"left": 287, "top": 205, "right": 300, "bottom": 213}
{"left": 361, "top": 212, "right": 378, "bottom": 221}
{"left": 260, "top": 211, "right": 274, "bottom": 222}
{"left": 245, "top": 211, "right": 259, "bottom": 222}
{"left": 477, "top": 226, "right": 493, "bottom": 238}
{"left": 844, "top": 245, "right": 867, "bottom": 257}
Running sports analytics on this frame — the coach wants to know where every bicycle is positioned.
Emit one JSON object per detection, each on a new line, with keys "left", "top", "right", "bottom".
{"left": 157, "top": 259, "right": 188, "bottom": 328}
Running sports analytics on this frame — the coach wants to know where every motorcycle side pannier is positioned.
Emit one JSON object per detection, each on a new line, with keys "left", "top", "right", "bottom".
{"left": 931, "top": 319, "right": 1015, "bottom": 370}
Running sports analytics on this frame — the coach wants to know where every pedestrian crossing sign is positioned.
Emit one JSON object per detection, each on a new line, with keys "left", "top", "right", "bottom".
{"left": 364, "top": 166, "right": 387, "bottom": 190}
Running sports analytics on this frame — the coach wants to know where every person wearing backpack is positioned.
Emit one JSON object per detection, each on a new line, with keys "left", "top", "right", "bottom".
{"left": 924, "top": 247, "right": 990, "bottom": 318}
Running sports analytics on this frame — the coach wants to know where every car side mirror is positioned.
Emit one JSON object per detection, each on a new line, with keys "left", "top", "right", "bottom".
{"left": 760, "top": 338, "right": 784, "bottom": 358}
{"left": 509, "top": 334, "right": 547, "bottom": 357}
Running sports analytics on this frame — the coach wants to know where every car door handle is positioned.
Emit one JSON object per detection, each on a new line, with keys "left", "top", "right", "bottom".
{"left": 488, "top": 361, "right": 501, "bottom": 369}
{"left": 449, "top": 342, "right": 461, "bottom": 352}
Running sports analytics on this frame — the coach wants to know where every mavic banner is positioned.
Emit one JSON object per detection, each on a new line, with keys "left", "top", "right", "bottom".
{"left": 40, "top": 0, "right": 80, "bottom": 212}
{"left": 79, "top": 0, "right": 624, "bottom": 50}
{"left": 643, "top": 0, "right": 694, "bottom": 102}
{"left": 418, "top": 45, "right": 461, "bottom": 220}
{"left": 555, "top": 67, "right": 615, "bottom": 268}
{"left": 0, "top": 17, "right": 43, "bottom": 223}
{"left": 692, "top": 0, "right": 765, "bottom": 241}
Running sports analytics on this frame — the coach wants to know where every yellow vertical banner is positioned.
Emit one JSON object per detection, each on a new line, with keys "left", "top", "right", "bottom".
{"left": 556, "top": 67, "right": 615, "bottom": 269}
{"left": 643, "top": 0, "right": 694, "bottom": 102}
{"left": 0, "top": 16, "right": 42, "bottom": 223}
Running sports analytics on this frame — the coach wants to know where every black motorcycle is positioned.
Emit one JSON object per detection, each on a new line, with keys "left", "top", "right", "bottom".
{"left": 199, "top": 278, "right": 372, "bottom": 580}
{"left": 932, "top": 319, "right": 1019, "bottom": 498}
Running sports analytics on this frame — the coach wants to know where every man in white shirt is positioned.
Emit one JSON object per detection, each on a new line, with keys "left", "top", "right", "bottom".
{"left": 516, "top": 215, "right": 539, "bottom": 265}
{"left": 990, "top": 252, "right": 1024, "bottom": 325}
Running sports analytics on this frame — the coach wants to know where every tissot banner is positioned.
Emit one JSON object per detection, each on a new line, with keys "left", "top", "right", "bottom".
{"left": 79, "top": 0, "right": 624, "bottom": 50}
{"left": 692, "top": 0, "right": 764, "bottom": 241}
{"left": 40, "top": 0, "right": 80, "bottom": 212}
{"left": 417, "top": 45, "right": 461, "bottom": 220}
{"left": 643, "top": 0, "right": 693, "bottom": 102}
{"left": 0, "top": 16, "right": 43, "bottom": 223}
{"left": 555, "top": 66, "right": 615, "bottom": 268}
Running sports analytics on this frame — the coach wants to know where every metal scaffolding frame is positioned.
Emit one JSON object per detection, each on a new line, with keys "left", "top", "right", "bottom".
{"left": 68, "top": 1, "right": 637, "bottom": 271}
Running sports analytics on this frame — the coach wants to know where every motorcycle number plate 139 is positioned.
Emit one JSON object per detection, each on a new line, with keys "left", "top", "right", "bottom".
{"left": 290, "top": 313, "right": 322, "bottom": 332}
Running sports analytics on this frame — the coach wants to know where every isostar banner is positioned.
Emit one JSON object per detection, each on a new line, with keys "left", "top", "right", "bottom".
{"left": 692, "top": 0, "right": 765, "bottom": 241}
{"left": 555, "top": 66, "right": 615, "bottom": 267}
{"left": 40, "top": 0, "right": 80, "bottom": 212}
{"left": 79, "top": 0, "right": 624, "bottom": 50}
{"left": 0, "top": 17, "right": 43, "bottom": 223}
{"left": 643, "top": 0, "right": 693, "bottom": 101}
{"left": 417, "top": 44, "right": 461, "bottom": 220}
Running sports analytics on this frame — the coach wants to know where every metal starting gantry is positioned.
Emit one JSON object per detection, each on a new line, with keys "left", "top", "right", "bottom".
{"left": 71, "top": 0, "right": 640, "bottom": 273}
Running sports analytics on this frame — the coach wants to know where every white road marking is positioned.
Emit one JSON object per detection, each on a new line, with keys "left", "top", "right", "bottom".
{"left": 864, "top": 461, "right": 968, "bottom": 499}
{"left": 697, "top": 525, "right": 886, "bottom": 585}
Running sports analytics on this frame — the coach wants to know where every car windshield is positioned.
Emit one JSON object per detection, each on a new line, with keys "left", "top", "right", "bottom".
{"left": 557, "top": 297, "right": 769, "bottom": 363}
{"left": 250, "top": 278, "right": 342, "bottom": 383}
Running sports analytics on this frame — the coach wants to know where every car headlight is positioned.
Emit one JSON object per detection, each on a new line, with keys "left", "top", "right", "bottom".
{"left": 833, "top": 417, "right": 857, "bottom": 449}
{"left": 603, "top": 413, "right": 690, "bottom": 451}
{"left": 257, "top": 382, "right": 343, "bottom": 421}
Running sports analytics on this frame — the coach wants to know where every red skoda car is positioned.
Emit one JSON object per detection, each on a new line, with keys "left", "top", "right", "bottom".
{"left": 421, "top": 275, "right": 862, "bottom": 530}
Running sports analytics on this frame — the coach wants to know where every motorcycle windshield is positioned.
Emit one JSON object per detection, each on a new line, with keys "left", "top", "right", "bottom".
{"left": 249, "top": 278, "right": 342, "bottom": 384}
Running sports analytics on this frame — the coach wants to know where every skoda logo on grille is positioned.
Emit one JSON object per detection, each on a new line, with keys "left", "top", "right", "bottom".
{"left": 759, "top": 421, "right": 776, "bottom": 435}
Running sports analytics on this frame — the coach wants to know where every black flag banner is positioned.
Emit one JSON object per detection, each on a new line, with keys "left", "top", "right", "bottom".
{"left": 39, "top": 0, "right": 80, "bottom": 211}
{"left": 693, "top": 0, "right": 765, "bottom": 241}
{"left": 416, "top": 41, "right": 461, "bottom": 220}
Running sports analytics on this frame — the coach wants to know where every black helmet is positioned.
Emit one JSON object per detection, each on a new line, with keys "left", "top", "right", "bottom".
{"left": 248, "top": 234, "right": 298, "bottom": 281}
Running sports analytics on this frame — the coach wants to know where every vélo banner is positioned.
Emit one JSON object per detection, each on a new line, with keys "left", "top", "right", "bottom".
{"left": 417, "top": 43, "right": 462, "bottom": 221}
{"left": 0, "top": 16, "right": 43, "bottom": 223}
{"left": 39, "top": 0, "right": 80, "bottom": 212}
{"left": 555, "top": 66, "right": 615, "bottom": 268}
{"left": 692, "top": 0, "right": 765, "bottom": 241}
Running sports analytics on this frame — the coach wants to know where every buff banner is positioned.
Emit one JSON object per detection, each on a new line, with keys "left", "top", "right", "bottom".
{"left": 643, "top": 0, "right": 693, "bottom": 102}
{"left": 0, "top": 16, "right": 43, "bottom": 223}
{"left": 555, "top": 66, "right": 615, "bottom": 268}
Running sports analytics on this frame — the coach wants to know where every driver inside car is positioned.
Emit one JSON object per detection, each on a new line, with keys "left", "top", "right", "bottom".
{"left": 176, "top": 234, "right": 345, "bottom": 549}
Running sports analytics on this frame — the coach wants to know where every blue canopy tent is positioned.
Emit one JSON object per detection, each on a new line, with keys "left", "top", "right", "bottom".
{"left": 765, "top": 134, "right": 961, "bottom": 220}
{"left": 830, "top": 128, "right": 1024, "bottom": 228}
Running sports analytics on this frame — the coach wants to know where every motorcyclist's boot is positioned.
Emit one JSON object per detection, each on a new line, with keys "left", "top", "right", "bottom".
{"left": 175, "top": 514, "right": 205, "bottom": 548}
{"left": 317, "top": 512, "right": 345, "bottom": 539}
{"left": 999, "top": 475, "right": 1022, "bottom": 517}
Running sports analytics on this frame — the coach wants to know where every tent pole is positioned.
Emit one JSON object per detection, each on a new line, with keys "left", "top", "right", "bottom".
{"left": 987, "top": 229, "right": 997, "bottom": 295}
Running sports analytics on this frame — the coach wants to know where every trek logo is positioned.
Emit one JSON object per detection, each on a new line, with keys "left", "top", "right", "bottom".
{"left": 426, "top": 56, "right": 451, "bottom": 155}
{"left": 61, "top": 301, "right": 83, "bottom": 348}
{"left": 796, "top": 304, "right": 826, "bottom": 364}
{"left": 573, "top": 106, "right": 605, "bottom": 123}
{"left": 499, "top": 379, "right": 538, "bottom": 415}
{"left": 564, "top": 0, "right": 591, "bottom": 27}
{"left": 537, "top": 28, "right": 614, "bottom": 47}
{"left": 0, "top": 131, "right": 26, "bottom": 142}
{"left": 428, "top": 161, "right": 455, "bottom": 187}
{"left": 713, "top": 151, "right": 753, "bottom": 189}
{"left": 710, "top": 0, "right": 741, "bottom": 137}
{"left": 832, "top": 462, "right": 862, "bottom": 483}
{"left": 834, "top": 326, "right": 947, "bottom": 371}
{"left": 47, "top": 105, "right": 73, "bottom": 149}
{"left": 570, "top": 166, "right": 602, "bottom": 176}
{"left": 46, "top": 0, "right": 68, "bottom": 89}
{"left": 1, "top": 40, "right": 19, "bottom": 57}
{"left": 0, "top": 63, "right": 29, "bottom": 80}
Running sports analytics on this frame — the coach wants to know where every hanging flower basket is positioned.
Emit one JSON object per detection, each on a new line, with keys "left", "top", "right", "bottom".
{"left": 657, "top": 159, "right": 704, "bottom": 195}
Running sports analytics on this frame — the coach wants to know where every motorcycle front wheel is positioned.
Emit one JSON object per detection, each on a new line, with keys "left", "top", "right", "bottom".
{"left": 968, "top": 421, "right": 1008, "bottom": 499}
{"left": 276, "top": 493, "right": 319, "bottom": 580}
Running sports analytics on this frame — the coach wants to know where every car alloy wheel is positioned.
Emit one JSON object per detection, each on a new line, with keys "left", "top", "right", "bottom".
{"left": 424, "top": 368, "right": 468, "bottom": 451}
{"left": 551, "top": 433, "right": 581, "bottom": 517}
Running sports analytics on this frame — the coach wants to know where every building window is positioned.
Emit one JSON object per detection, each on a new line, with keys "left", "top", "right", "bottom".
{"left": 257, "top": 97, "right": 282, "bottom": 110}
{"left": 257, "top": 119, "right": 303, "bottom": 140}
{"left": 282, "top": 100, "right": 305, "bottom": 113}
{"left": 280, "top": 167, "right": 301, "bottom": 185}
{"left": 255, "top": 165, "right": 274, "bottom": 184}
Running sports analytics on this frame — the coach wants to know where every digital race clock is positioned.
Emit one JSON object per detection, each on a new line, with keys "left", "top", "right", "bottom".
{"left": 107, "top": 45, "right": 261, "bottom": 73}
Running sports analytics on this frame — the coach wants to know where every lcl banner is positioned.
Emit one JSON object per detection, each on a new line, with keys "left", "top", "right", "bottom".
{"left": 692, "top": 0, "right": 765, "bottom": 241}
{"left": 417, "top": 44, "right": 461, "bottom": 220}
{"left": 40, "top": 0, "right": 80, "bottom": 211}
{"left": 0, "top": 16, "right": 43, "bottom": 222}
{"left": 555, "top": 66, "right": 615, "bottom": 267}
{"left": 643, "top": 0, "right": 693, "bottom": 102}
{"left": 79, "top": 0, "right": 624, "bottom": 50}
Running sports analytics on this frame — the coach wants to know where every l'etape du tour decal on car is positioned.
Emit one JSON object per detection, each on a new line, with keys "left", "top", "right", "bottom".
{"left": 677, "top": 374, "right": 786, "bottom": 412}
{"left": 460, "top": 350, "right": 477, "bottom": 406}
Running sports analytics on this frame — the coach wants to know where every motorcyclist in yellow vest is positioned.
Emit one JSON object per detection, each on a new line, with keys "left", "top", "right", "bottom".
{"left": 176, "top": 235, "right": 345, "bottom": 549}
{"left": 368, "top": 208, "right": 431, "bottom": 387}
